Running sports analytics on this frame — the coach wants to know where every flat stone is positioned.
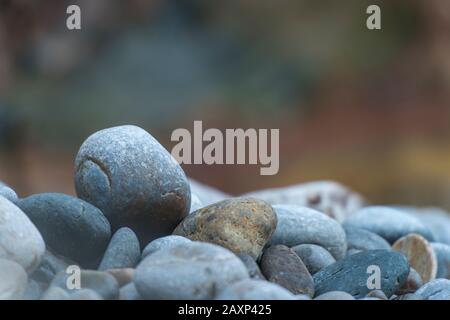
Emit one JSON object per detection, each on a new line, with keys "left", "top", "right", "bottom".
{"left": 22, "top": 279, "right": 46, "bottom": 300}
{"left": 343, "top": 206, "right": 433, "bottom": 243}
{"left": 392, "top": 233, "right": 437, "bottom": 283}
{"left": 237, "top": 254, "right": 265, "bottom": 280}
{"left": 415, "top": 279, "right": 450, "bottom": 300}
{"left": 134, "top": 242, "right": 249, "bottom": 299}
{"left": 431, "top": 242, "right": 450, "bottom": 279}
{"left": 0, "top": 196, "right": 46, "bottom": 273}
{"left": 268, "top": 205, "right": 347, "bottom": 260}
{"left": 260, "top": 245, "right": 314, "bottom": 297}
{"left": 0, "top": 258, "right": 28, "bottom": 300}
{"left": 0, "top": 181, "right": 18, "bottom": 203}
{"left": 141, "top": 235, "right": 191, "bottom": 259}
{"left": 313, "top": 250, "right": 409, "bottom": 299}
{"left": 292, "top": 244, "right": 335, "bottom": 275}
{"left": 344, "top": 225, "right": 391, "bottom": 251}
{"left": 396, "top": 267, "right": 423, "bottom": 295}
{"left": 216, "top": 279, "right": 295, "bottom": 300}
{"left": 314, "top": 291, "right": 355, "bottom": 300}
{"left": 98, "top": 227, "right": 140, "bottom": 270}
{"left": 173, "top": 198, "right": 277, "bottom": 259}
{"left": 18, "top": 193, "right": 111, "bottom": 267}
{"left": 242, "top": 181, "right": 365, "bottom": 222}
{"left": 75, "top": 125, "right": 191, "bottom": 245}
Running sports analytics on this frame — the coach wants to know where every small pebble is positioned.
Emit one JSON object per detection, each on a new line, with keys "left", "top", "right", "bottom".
{"left": 402, "top": 207, "right": 450, "bottom": 245}
{"left": 41, "top": 287, "right": 70, "bottom": 300}
{"left": 366, "top": 290, "right": 388, "bottom": 300}
{"left": 415, "top": 279, "right": 450, "bottom": 300}
{"left": 0, "top": 258, "right": 28, "bottom": 300}
{"left": 22, "top": 279, "right": 46, "bottom": 300}
{"left": 216, "top": 279, "right": 295, "bottom": 300}
{"left": 393, "top": 293, "right": 423, "bottom": 300}
{"left": 314, "top": 291, "right": 355, "bottom": 300}
{"left": 70, "top": 289, "right": 103, "bottom": 300}
{"left": 291, "top": 244, "right": 336, "bottom": 275}
{"left": 431, "top": 242, "right": 450, "bottom": 279}
{"left": 119, "top": 283, "right": 142, "bottom": 300}
{"left": 98, "top": 227, "right": 140, "bottom": 270}
{"left": 344, "top": 225, "right": 391, "bottom": 252}
{"left": 0, "top": 182, "right": 18, "bottom": 203}
{"left": 237, "top": 254, "right": 265, "bottom": 280}
{"left": 141, "top": 235, "right": 191, "bottom": 259}
{"left": 105, "top": 268, "right": 135, "bottom": 287}
{"left": 29, "top": 250, "right": 73, "bottom": 285}
{"left": 396, "top": 267, "right": 423, "bottom": 295}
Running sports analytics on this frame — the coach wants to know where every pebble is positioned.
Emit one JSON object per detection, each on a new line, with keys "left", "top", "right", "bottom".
{"left": 431, "top": 242, "right": 450, "bottom": 279}
{"left": 260, "top": 245, "right": 315, "bottom": 297}
{"left": 237, "top": 254, "right": 265, "bottom": 280}
{"left": 366, "top": 290, "right": 388, "bottom": 300}
{"left": 30, "top": 250, "right": 73, "bottom": 285}
{"left": 0, "top": 196, "right": 46, "bottom": 273}
{"left": 41, "top": 287, "right": 70, "bottom": 300}
{"left": 396, "top": 267, "right": 423, "bottom": 295}
{"left": 291, "top": 244, "right": 336, "bottom": 275}
{"left": 189, "top": 179, "right": 229, "bottom": 206}
{"left": 119, "top": 283, "right": 142, "bottom": 300}
{"left": 70, "top": 289, "right": 103, "bottom": 300}
{"left": 346, "top": 249, "right": 362, "bottom": 256}
{"left": 314, "top": 291, "right": 355, "bottom": 300}
{"left": 268, "top": 205, "right": 347, "bottom": 260}
{"left": 415, "top": 279, "right": 450, "bottom": 300}
{"left": 0, "top": 258, "right": 28, "bottom": 300}
{"left": 98, "top": 227, "right": 140, "bottom": 270}
{"left": 401, "top": 207, "right": 450, "bottom": 245}
{"left": 242, "top": 181, "right": 365, "bottom": 222}
{"left": 173, "top": 198, "right": 277, "bottom": 259}
{"left": 134, "top": 242, "right": 249, "bottom": 300}
{"left": 141, "top": 235, "right": 191, "bottom": 259}
{"left": 18, "top": 193, "right": 111, "bottom": 267}
{"left": 392, "top": 233, "right": 437, "bottom": 283}
{"left": 0, "top": 181, "right": 18, "bottom": 203}
{"left": 23, "top": 279, "right": 46, "bottom": 300}
{"left": 344, "top": 225, "right": 391, "bottom": 252}
{"left": 343, "top": 206, "right": 434, "bottom": 243}
{"left": 216, "top": 279, "right": 295, "bottom": 300}
{"left": 393, "top": 293, "right": 423, "bottom": 300}
{"left": 75, "top": 125, "right": 191, "bottom": 245}
{"left": 50, "top": 270, "right": 120, "bottom": 300}
{"left": 105, "top": 268, "right": 135, "bottom": 287}
{"left": 313, "top": 250, "right": 409, "bottom": 299}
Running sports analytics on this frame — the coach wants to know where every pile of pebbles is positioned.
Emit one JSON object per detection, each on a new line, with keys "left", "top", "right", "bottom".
{"left": 1, "top": 125, "right": 450, "bottom": 300}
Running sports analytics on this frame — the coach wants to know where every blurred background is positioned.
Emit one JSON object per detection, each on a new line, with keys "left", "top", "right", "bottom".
{"left": 1, "top": 0, "right": 450, "bottom": 208}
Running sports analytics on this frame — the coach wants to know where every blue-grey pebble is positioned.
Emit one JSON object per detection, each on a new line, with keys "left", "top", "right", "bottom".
{"left": 343, "top": 206, "right": 433, "bottom": 243}
{"left": 431, "top": 243, "right": 450, "bottom": 279}
{"left": 343, "top": 225, "right": 391, "bottom": 251}
{"left": 75, "top": 125, "right": 191, "bottom": 245}
{"left": 313, "top": 250, "right": 409, "bottom": 299}
{"left": 23, "top": 279, "right": 46, "bottom": 300}
{"left": 134, "top": 242, "right": 249, "bottom": 300}
{"left": 141, "top": 235, "right": 191, "bottom": 259}
{"left": 98, "top": 227, "right": 140, "bottom": 271}
{"left": 0, "top": 181, "right": 18, "bottom": 203}
{"left": 269, "top": 205, "right": 347, "bottom": 260}
{"left": 119, "top": 283, "right": 142, "bottom": 300}
{"left": 70, "top": 289, "right": 103, "bottom": 300}
{"left": 41, "top": 287, "right": 70, "bottom": 300}
{"left": 0, "top": 258, "right": 28, "bottom": 300}
{"left": 30, "top": 250, "right": 73, "bottom": 285}
{"left": 18, "top": 193, "right": 111, "bottom": 267}
{"left": 314, "top": 291, "right": 355, "bottom": 300}
{"left": 216, "top": 279, "right": 295, "bottom": 300}
{"left": 291, "top": 244, "right": 336, "bottom": 275}
{"left": 237, "top": 254, "right": 265, "bottom": 280}
{"left": 415, "top": 279, "right": 450, "bottom": 300}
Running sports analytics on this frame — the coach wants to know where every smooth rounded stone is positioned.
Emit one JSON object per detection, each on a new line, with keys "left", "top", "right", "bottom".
{"left": 41, "top": 287, "right": 70, "bottom": 300}
{"left": 313, "top": 250, "right": 409, "bottom": 299}
{"left": 415, "top": 279, "right": 450, "bottom": 300}
{"left": 119, "top": 283, "right": 142, "bottom": 300}
{"left": 0, "top": 259, "right": 28, "bottom": 300}
{"left": 359, "top": 297, "right": 383, "bottom": 300}
{"left": 190, "top": 193, "right": 204, "bottom": 213}
{"left": 22, "top": 279, "right": 46, "bottom": 300}
{"left": 242, "top": 181, "right": 365, "bottom": 222}
{"left": 173, "top": 198, "right": 277, "bottom": 259}
{"left": 189, "top": 179, "right": 229, "bottom": 206}
{"left": 106, "top": 268, "right": 134, "bottom": 287}
{"left": 141, "top": 235, "right": 191, "bottom": 259}
{"left": 344, "top": 225, "right": 391, "bottom": 252}
{"left": 0, "top": 181, "right": 18, "bottom": 203}
{"left": 431, "top": 242, "right": 450, "bottom": 279}
{"left": 260, "top": 245, "right": 314, "bottom": 297}
{"left": 292, "top": 244, "right": 336, "bottom": 275}
{"left": 396, "top": 267, "right": 423, "bottom": 295}
{"left": 98, "top": 227, "right": 140, "bottom": 271}
{"left": 314, "top": 291, "right": 355, "bottom": 300}
{"left": 75, "top": 125, "right": 191, "bottom": 245}
{"left": 0, "top": 196, "right": 45, "bottom": 273}
{"left": 237, "top": 254, "right": 265, "bottom": 280}
{"left": 50, "top": 270, "right": 119, "bottom": 300}
{"left": 18, "top": 193, "right": 111, "bottom": 267}
{"left": 346, "top": 249, "right": 362, "bottom": 257}
{"left": 216, "top": 279, "right": 295, "bottom": 300}
{"left": 268, "top": 205, "right": 347, "bottom": 260}
{"left": 392, "top": 234, "right": 437, "bottom": 283}
{"left": 366, "top": 290, "right": 388, "bottom": 300}
{"left": 343, "top": 206, "right": 434, "bottom": 244}
{"left": 134, "top": 242, "right": 249, "bottom": 300}
{"left": 30, "top": 250, "right": 73, "bottom": 285}
{"left": 70, "top": 289, "right": 103, "bottom": 300}
{"left": 295, "top": 294, "right": 312, "bottom": 300}
{"left": 394, "top": 293, "right": 423, "bottom": 300}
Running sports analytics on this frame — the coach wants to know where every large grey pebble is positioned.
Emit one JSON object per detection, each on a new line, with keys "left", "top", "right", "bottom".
{"left": 98, "top": 227, "right": 140, "bottom": 270}
{"left": 134, "top": 242, "right": 249, "bottom": 300}
{"left": 0, "top": 196, "right": 45, "bottom": 273}
{"left": 216, "top": 279, "right": 295, "bottom": 300}
{"left": 269, "top": 205, "right": 347, "bottom": 260}
{"left": 415, "top": 279, "right": 450, "bottom": 300}
{"left": 141, "top": 235, "right": 191, "bottom": 259}
{"left": 18, "top": 193, "right": 111, "bottom": 267}
{"left": 0, "top": 181, "right": 18, "bottom": 203}
{"left": 431, "top": 242, "right": 450, "bottom": 279}
{"left": 75, "top": 125, "right": 191, "bottom": 245}
{"left": 343, "top": 225, "right": 391, "bottom": 252}
{"left": 0, "top": 258, "right": 28, "bottom": 300}
{"left": 292, "top": 244, "right": 336, "bottom": 275}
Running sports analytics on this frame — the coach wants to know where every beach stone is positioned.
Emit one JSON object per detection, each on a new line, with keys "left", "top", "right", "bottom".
{"left": 189, "top": 179, "right": 229, "bottom": 206}
{"left": 134, "top": 242, "right": 249, "bottom": 299}
{"left": 415, "top": 279, "right": 450, "bottom": 300}
{"left": 18, "top": 193, "right": 111, "bottom": 267}
{"left": 41, "top": 287, "right": 70, "bottom": 300}
{"left": 70, "top": 289, "right": 103, "bottom": 300}
{"left": 173, "top": 198, "right": 277, "bottom": 259}
{"left": 343, "top": 206, "right": 433, "bottom": 243}
{"left": 216, "top": 279, "right": 295, "bottom": 300}
{"left": 98, "top": 227, "right": 140, "bottom": 270}
{"left": 237, "top": 254, "right": 265, "bottom": 280}
{"left": 242, "top": 181, "right": 365, "bottom": 222}
{"left": 314, "top": 291, "right": 355, "bottom": 300}
{"left": 396, "top": 267, "right": 423, "bottom": 295}
{"left": 0, "top": 196, "right": 45, "bottom": 273}
{"left": 105, "top": 268, "right": 134, "bottom": 287}
{"left": 394, "top": 293, "right": 423, "bottom": 300}
{"left": 268, "top": 205, "right": 347, "bottom": 260}
{"left": 141, "top": 235, "right": 191, "bottom": 259}
{"left": 22, "top": 279, "right": 46, "bottom": 300}
{"left": 30, "top": 250, "right": 73, "bottom": 285}
{"left": 260, "top": 245, "right": 314, "bottom": 297}
{"left": 119, "top": 283, "right": 142, "bottom": 300}
{"left": 0, "top": 181, "right": 18, "bottom": 203}
{"left": 366, "top": 290, "right": 388, "bottom": 300}
{"left": 75, "top": 125, "right": 191, "bottom": 245}
{"left": 392, "top": 234, "right": 437, "bottom": 283}
{"left": 401, "top": 207, "right": 450, "bottom": 245}
{"left": 0, "top": 259, "right": 28, "bottom": 300}
{"left": 431, "top": 242, "right": 450, "bottom": 279}
{"left": 313, "top": 250, "right": 409, "bottom": 298}
{"left": 346, "top": 249, "right": 362, "bottom": 256}
{"left": 292, "top": 244, "right": 336, "bottom": 275}
{"left": 50, "top": 270, "right": 119, "bottom": 300}
{"left": 344, "top": 225, "right": 391, "bottom": 252}
{"left": 295, "top": 294, "right": 312, "bottom": 300}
